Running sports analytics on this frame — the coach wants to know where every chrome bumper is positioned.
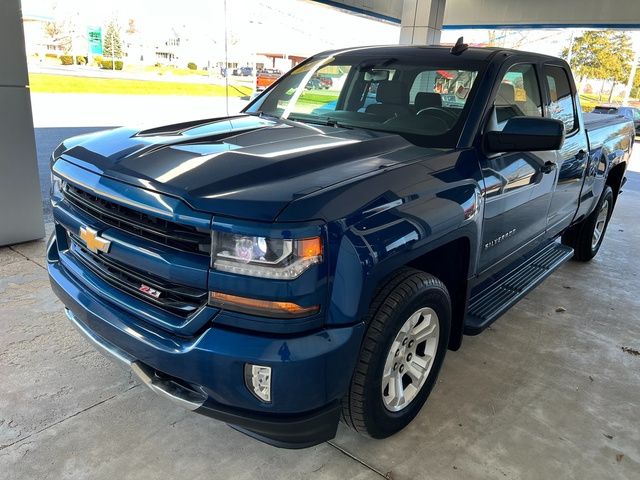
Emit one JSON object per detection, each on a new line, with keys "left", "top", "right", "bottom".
{"left": 65, "top": 307, "right": 206, "bottom": 411}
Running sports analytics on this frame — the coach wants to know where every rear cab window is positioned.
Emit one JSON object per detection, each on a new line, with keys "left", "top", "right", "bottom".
{"left": 543, "top": 65, "right": 577, "bottom": 134}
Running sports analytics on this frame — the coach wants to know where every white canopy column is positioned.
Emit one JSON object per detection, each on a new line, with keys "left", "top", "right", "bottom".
{"left": 399, "top": 0, "right": 446, "bottom": 45}
{"left": 0, "top": 0, "right": 44, "bottom": 246}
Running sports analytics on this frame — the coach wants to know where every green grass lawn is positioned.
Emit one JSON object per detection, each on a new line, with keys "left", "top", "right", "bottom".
{"left": 578, "top": 93, "right": 640, "bottom": 112}
{"left": 29, "top": 73, "right": 251, "bottom": 97}
{"left": 579, "top": 93, "right": 616, "bottom": 112}
{"left": 293, "top": 90, "right": 340, "bottom": 112}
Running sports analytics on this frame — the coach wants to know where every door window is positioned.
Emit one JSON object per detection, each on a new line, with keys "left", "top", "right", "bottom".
{"left": 494, "top": 64, "right": 542, "bottom": 124}
{"left": 544, "top": 65, "right": 577, "bottom": 133}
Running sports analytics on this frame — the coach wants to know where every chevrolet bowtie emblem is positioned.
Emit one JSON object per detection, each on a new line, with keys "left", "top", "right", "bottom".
{"left": 79, "top": 226, "right": 111, "bottom": 254}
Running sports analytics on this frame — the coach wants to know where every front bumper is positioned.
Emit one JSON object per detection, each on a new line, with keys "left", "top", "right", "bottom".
{"left": 47, "top": 236, "right": 364, "bottom": 448}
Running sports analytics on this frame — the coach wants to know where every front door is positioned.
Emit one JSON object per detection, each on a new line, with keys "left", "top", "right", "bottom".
{"left": 478, "top": 62, "right": 557, "bottom": 273}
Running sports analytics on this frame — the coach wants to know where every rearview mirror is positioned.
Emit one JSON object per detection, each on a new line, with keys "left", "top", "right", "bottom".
{"left": 364, "top": 70, "right": 389, "bottom": 82}
{"left": 485, "top": 116, "right": 565, "bottom": 152}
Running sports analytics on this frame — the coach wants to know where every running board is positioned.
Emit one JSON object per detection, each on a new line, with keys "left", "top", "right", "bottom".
{"left": 465, "top": 242, "right": 574, "bottom": 335}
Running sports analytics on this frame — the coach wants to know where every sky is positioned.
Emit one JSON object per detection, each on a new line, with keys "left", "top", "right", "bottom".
{"left": 20, "top": 0, "right": 401, "bottom": 57}
{"left": 21, "top": 0, "right": 640, "bottom": 61}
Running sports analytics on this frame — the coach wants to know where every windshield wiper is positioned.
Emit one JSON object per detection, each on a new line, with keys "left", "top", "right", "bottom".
{"left": 287, "top": 115, "right": 355, "bottom": 130}
{"left": 247, "top": 111, "right": 356, "bottom": 130}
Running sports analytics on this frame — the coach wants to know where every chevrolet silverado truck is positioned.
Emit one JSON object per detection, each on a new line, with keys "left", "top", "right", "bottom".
{"left": 48, "top": 43, "right": 634, "bottom": 448}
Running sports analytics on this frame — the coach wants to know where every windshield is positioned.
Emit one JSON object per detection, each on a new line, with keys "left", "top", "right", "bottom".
{"left": 246, "top": 52, "right": 483, "bottom": 147}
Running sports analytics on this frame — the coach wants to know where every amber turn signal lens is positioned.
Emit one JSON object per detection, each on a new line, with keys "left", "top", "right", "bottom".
{"left": 298, "top": 237, "right": 322, "bottom": 258}
{"left": 209, "top": 291, "right": 320, "bottom": 319}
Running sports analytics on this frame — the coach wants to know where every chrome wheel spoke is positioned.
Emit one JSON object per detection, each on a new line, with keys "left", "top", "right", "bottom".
{"left": 387, "top": 372, "right": 404, "bottom": 407}
{"left": 411, "top": 355, "right": 430, "bottom": 370}
{"left": 412, "top": 320, "right": 436, "bottom": 343}
{"left": 406, "top": 362, "right": 425, "bottom": 383}
{"left": 407, "top": 310, "right": 423, "bottom": 329}
{"left": 593, "top": 228, "right": 601, "bottom": 243}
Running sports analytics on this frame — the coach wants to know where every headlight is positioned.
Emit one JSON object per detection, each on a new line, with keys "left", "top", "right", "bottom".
{"left": 50, "top": 173, "right": 64, "bottom": 205}
{"left": 211, "top": 231, "right": 322, "bottom": 279}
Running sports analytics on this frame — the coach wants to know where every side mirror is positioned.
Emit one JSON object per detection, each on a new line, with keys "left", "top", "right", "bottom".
{"left": 485, "top": 116, "right": 565, "bottom": 152}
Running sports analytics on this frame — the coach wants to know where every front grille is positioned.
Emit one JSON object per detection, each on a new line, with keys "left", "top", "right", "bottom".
{"left": 63, "top": 183, "right": 210, "bottom": 255}
{"left": 69, "top": 234, "right": 207, "bottom": 317}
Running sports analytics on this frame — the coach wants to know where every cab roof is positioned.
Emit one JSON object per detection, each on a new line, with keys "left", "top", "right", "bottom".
{"left": 314, "top": 44, "right": 562, "bottom": 64}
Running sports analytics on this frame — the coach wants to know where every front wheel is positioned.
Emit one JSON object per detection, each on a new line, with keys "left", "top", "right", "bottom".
{"left": 342, "top": 268, "right": 451, "bottom": 438}
{"left": 562, "top": 186, "right": 613, "bottom": 261}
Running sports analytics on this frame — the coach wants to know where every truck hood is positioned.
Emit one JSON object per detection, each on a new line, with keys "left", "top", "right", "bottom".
{"left": 57, "top": 115, "right": 440, "bottom": 221}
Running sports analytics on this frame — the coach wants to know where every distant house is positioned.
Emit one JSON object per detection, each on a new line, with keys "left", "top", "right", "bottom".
{"left": 22, "top": 14, "right": 61, "bottom": 57}
{"left": 155, "top": 27, "right": 182, "bottom": 64}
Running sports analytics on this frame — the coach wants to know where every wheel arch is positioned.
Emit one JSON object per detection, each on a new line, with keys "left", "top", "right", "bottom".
{"left": 352, "top": 236, "right": 471, "bottom": 352}
{"left": 405, "top": 237, "right": 470, "bottom": 351}
{"left": 606, "top": 160, "right": 626, "bottom": 205}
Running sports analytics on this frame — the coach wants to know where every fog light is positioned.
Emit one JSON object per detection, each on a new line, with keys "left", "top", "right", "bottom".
{"left": 245, "top": 364, "right": 272, "bottom": 403}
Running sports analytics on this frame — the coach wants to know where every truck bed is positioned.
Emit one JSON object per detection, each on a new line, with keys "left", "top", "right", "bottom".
{"left": 583, "top": 112, "right": 634, "bottom": 151}
{"left": 583, "top": 111, "right": 628, "bottom": 130}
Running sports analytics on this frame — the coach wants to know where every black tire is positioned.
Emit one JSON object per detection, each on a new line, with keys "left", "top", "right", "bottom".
{"left": 341, "top": 268, "right": 451, "bottom": 438}
{"left": 562, "top": 186, "right": 614, "bottom": 261}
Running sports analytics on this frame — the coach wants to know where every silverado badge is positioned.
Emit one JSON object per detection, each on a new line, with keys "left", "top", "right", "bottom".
{"left": 79, "top": 226, "right": 111, "bottom": 254}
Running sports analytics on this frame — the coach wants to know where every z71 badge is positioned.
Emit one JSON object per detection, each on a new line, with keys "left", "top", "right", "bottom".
{"left": 139, "top": 284, "right": 161, "bottom": 299}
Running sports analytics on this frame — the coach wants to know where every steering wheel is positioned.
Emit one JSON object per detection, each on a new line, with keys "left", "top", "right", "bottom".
{"left": 383, "top": 113, "right": 449, "bottom": 135}
{"left": 416, "top": 107, "right": 457, "bottom": 128}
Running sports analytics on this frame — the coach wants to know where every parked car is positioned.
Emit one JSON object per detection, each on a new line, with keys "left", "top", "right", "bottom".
{"left": 48, "top": 44, "right": 633, "bottom": 449}
{"left": 239, "top": 66, "right": 254, "bottom": 77}
{"left": 304, "top": 77, "right": 324, "bottom": 90}
{"left": 318, "top": 76, "right": 333, "bottom": 88}
{"left": 592, "top": 105, "right": 640, "bottom": 135}
{"left": 256, "top": 68, "right": 282, "bottom": 90}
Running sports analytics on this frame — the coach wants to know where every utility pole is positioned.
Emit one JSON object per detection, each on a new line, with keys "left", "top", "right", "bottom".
{"left": 111, "top": 26, "right": 115, "bottom": 71}
{"left": 566, "top": 31, "right": 575, "bottom": 66}
{"left": 223, "top": 0, "right": 229, "bottom": 116}
{"left": 623, "top": 32, "right": 640, "bottom": 106}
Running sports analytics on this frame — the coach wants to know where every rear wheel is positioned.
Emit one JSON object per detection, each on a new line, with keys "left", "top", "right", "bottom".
{"left": 562, "top": 186, "right": 613, "bottom": 261}
{"left": 342, "top": 268, "right": 451, "bottom": 438}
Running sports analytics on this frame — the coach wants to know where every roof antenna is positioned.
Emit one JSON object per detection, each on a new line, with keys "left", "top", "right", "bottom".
{"left": 450, "top": 36, "right": 468, "bottom": 55}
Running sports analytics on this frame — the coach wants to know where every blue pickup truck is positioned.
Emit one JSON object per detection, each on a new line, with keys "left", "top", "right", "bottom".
{"left": 48, "top": 44, "right": 633, "bottom": 448}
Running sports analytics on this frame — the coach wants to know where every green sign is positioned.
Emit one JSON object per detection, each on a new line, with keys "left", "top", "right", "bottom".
{"left": 88, "top": 27, "right": 103, "bottom": 55}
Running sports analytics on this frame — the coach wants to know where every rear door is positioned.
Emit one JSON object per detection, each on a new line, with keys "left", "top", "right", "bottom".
{"left": 542, "top": 64, "right": 590, "bottom": 237}
{"left": 478, "top": 61, "right": 557, "bottom": 273}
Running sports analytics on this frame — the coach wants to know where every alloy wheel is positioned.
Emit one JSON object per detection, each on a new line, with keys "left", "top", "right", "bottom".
{"left": 381, "top": 307, "right": 439, "bottom": 412}
{"left": 592, "top": 199, "right": 609, "bottom": 249}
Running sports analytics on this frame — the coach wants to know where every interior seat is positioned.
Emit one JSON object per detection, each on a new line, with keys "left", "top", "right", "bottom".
{"left": 495, "top": 82, "right": 524, "bottom": 123}
{"left": 365, "top": 81, "right": 412, "bottom": 118}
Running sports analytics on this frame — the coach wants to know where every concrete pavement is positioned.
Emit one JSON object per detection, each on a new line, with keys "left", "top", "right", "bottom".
{"left": 31, "top": 92, "right": 250, "bottom": 128}
{"left": 1, "top": 147, "right": 639, "bottom": 479}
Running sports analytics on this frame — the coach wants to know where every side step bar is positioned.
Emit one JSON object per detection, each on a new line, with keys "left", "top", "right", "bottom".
{"left": 465, "top": 242, "right": 574, "bottom": 335}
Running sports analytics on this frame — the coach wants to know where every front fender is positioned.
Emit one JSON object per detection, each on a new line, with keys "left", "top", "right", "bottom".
{"left": 326, "top": 181, "right": 482, "bottom": 326}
